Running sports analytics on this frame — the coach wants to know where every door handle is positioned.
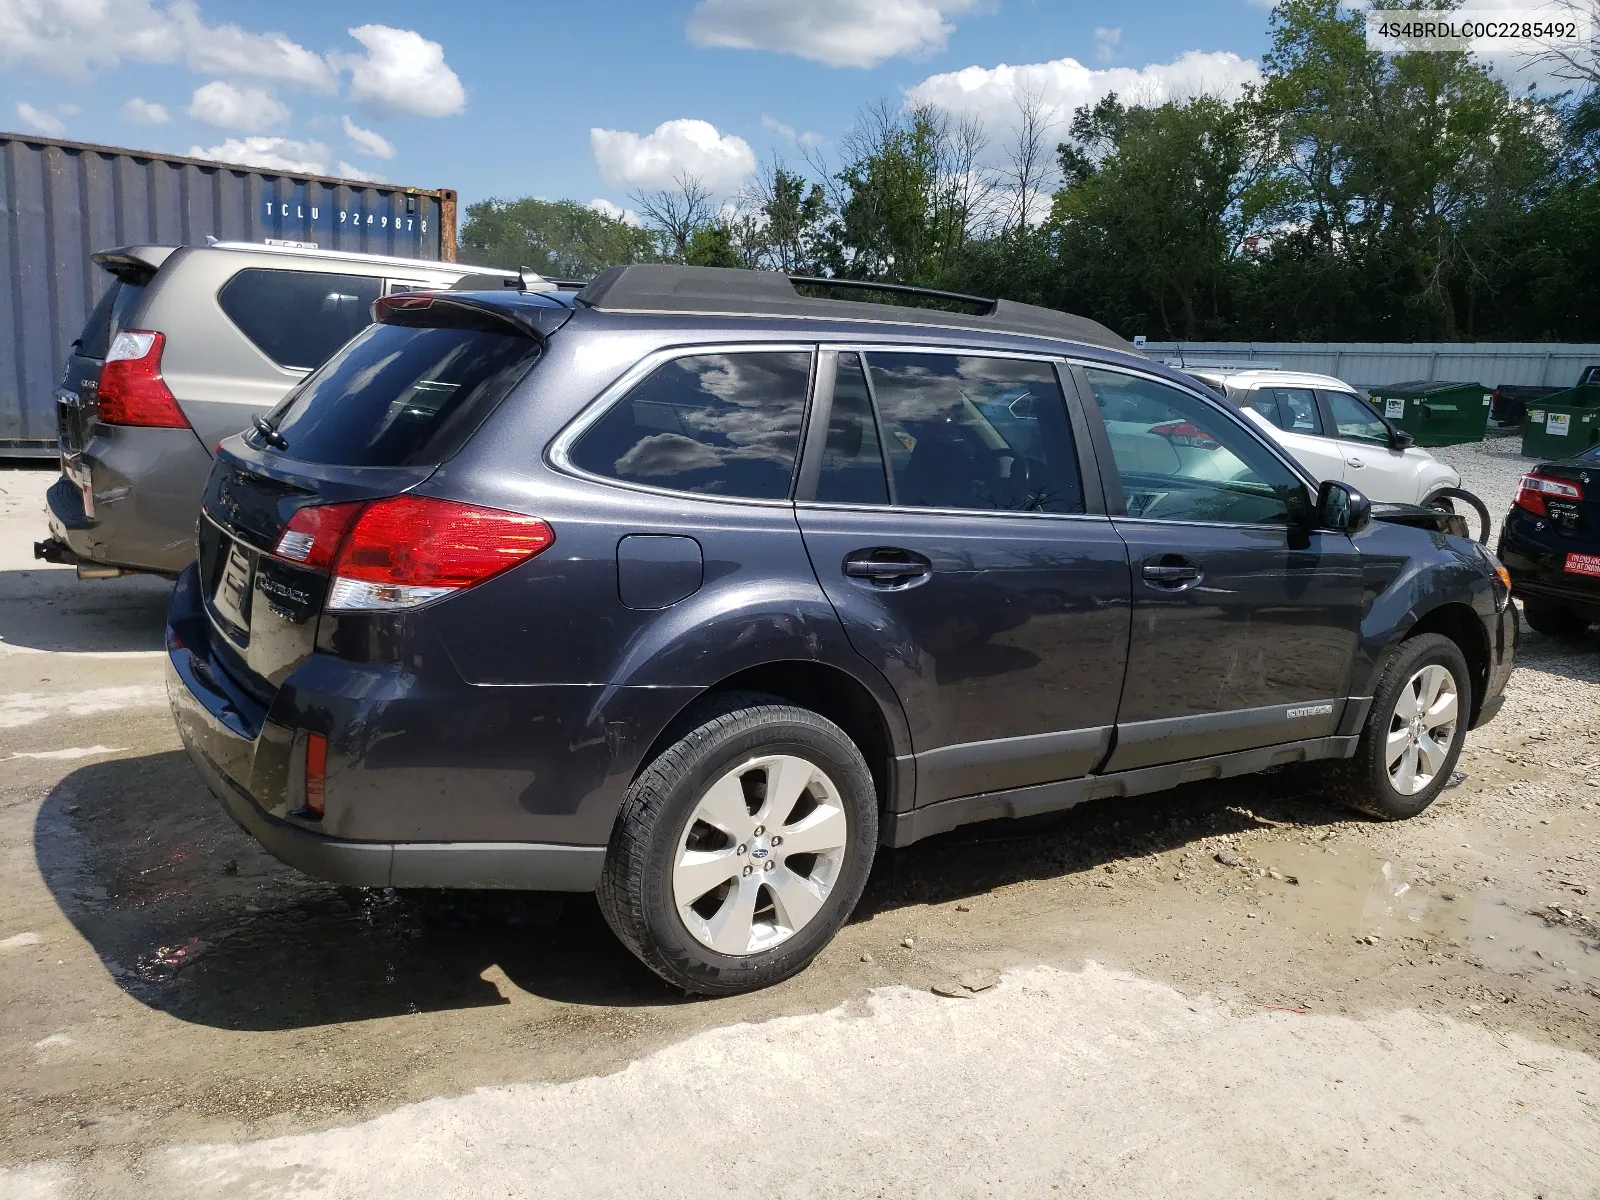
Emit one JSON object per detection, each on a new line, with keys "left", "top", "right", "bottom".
{"left": 1141, "top": 556, "right": 1203, "bottom": 589}
{"left": 844, "top": 554, "right": 930, "bottom": 582}
{"left": 1347, "top": 456, "right": 1365, "bottom": 468}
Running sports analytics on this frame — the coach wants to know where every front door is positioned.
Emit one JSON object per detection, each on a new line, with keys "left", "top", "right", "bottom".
{"left": 1080, "top": 366, "right": 1364, "bottom": 772}
{"left": 795, "top": 350, "right": 1130, "bottom": 806}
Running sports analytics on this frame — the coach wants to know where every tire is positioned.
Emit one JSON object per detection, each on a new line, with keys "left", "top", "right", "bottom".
{"left": 1327, "top": 633, "right": 1471, "bottom": 821}
{"left": 1521, "top": 598, "right": 1590, "bottom": 640}
{"left": 597, "top": 692, "right": 878, "bottom": 995}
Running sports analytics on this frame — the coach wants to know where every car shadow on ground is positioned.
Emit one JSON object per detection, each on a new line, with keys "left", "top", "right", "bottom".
{"left": 0, "top": 567, "right": 173, "bottom": 654}
{"left": 35, "top": 746, "right": 1355, "bottom": 1031}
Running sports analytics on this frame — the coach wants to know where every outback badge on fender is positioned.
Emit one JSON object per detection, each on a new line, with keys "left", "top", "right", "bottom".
{"left": 1286, "top": 703, "right": 1335, "bottom": 719}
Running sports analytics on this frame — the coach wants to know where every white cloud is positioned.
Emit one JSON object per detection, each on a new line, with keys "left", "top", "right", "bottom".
{"left": 335, "top": 160, "right": 386, "bottom": 183}
{"left": 58, "top": 102, "right": 80, "bottom": 116}
{"left": 688, "top": 0, "right": 982, "bottom": 69}
{"left": 341, "top": 24, "right": 466, "bottom": 119}
{"left": 0, "top": 0, "right": 337, "bottom": 90}
{"left": 341, "top": 114, "right": 396, "bottom": 159}
{"left": 907, "top": 50, "right": 1262, "bottom": 136}
{"left": 188, "top": 136, "right": 331, "bottom": 174}
{"left": 762, "top": 114, "right": 824, "bottom": 146}
{"left": 15, "top": 101, "right": 64, "bottom": 136}
{"left": 1093, "top": 27, "right": 1122, "bottom": 63}
{"left": 187, "top": 80, "right": 289, "bottom": 131}
{"left": 120, "top": 97, "right": 170, "bottom": 124}
{"left": 587, "top": 197, "right": 644, "bottom": 226}
{"left": 591, "top": 119, "right": 757, "bottom": 192}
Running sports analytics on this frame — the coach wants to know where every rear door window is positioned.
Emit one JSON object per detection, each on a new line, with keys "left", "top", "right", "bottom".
{"left": 864, "top": 352, "right": 1082, "bottom": 513}
{"left": 569, "top": 351, "right": 812, "bottom": 499}
{"left": 219, "top": 268, "right": 382, "bottom": 370}
{"left": 75, "top": 279, "right": 148, "bottom": 360}
{"left": 266, "top": 322, "right": 541, "bottom": 466}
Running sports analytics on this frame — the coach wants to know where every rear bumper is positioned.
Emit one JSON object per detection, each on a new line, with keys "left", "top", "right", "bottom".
{"left": 47, "top": 426, "right": 212, "bottom": 576}
{"left": 164, "top": 564, "right": 609, "bottom": 890}
{"left": 1499, "top": 517, "right": 1600, "bottom": 622}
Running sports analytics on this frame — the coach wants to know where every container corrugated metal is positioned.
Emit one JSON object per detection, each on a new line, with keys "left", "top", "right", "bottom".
{"left": 1, "top": 131, "right": 457, "bottom": 451}
{"left": 1146, "top": 341, "right": 1600, "bottom": 393}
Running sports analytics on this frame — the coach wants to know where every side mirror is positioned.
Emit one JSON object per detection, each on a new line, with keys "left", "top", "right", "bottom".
{"left": 1317, "top": 480, "right": 1371, "bottom": 534}
{"left": 1389, "top": 428, "right": 1414, "bottom": 450}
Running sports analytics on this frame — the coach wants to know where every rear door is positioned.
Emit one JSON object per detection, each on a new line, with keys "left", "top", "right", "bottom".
{"left": 795, "top": 348, "right": 1129, "bottom": 807}
{"left": 1079, "top": 365, "right": 1363, "bottom": 772}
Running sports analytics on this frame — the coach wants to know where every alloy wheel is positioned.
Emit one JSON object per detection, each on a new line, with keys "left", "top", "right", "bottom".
{"left": 672, "top": 754, "right": 849, "bottom": 956}
{"left": 1385, "top": 664, "right": 1458, "bottom": 795}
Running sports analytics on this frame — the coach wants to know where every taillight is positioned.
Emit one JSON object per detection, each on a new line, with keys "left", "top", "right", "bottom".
{"left": 1515, "top": 473, "right": 1582, "bottom": 517}
{"left": 274, "top": 501, "right": 365, "bottom": 571}
{"left": 98, "top": 331, "right": 189, "bottom": 428}
{"left": 1150, "top": 421, "right": 1218, "bottom": 449}
{"left": 324, "top": 494, "right": 553, "bottom": 611}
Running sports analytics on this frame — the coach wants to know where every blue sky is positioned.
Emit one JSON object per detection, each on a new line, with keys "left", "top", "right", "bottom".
{"left": 1, "top": 0, "right": 1284, "bottom": 213}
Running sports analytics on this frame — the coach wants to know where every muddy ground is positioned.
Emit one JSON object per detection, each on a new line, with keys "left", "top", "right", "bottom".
{"left": 2, "top": 446, "right": 1597, "bottom": 1197}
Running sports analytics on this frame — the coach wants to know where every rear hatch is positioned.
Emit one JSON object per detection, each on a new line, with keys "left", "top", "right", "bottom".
{"left": 194, "top": 291, "right": 572, "bottom": 707}
{"left": 58, "top": 248, "right": 173, "bottom": 455}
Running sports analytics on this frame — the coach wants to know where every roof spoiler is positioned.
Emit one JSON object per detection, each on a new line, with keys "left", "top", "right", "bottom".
{"left": 91, "top": 245, "right": 176, "bottom": 284}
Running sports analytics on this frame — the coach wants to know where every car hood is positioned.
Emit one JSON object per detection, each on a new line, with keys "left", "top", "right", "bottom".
{"left": 1371, "top": 501, "right": 1470, "bottom": 539}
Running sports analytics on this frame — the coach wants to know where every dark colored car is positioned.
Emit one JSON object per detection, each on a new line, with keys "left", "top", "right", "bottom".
{"left": 1499, "top": 446, "right": 1600, "bottom": 635}
{"left": 165, "top": 266, "right": 1517, "bottom": 995}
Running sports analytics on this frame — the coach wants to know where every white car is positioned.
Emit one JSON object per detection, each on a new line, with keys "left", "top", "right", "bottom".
{"left": 1184, "top": 368, "right": 1461, "bottom": 507}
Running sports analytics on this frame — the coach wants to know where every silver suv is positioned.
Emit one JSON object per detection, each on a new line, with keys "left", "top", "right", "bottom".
{"left": 39, "top": 241, "right": 510, "bottom": 578}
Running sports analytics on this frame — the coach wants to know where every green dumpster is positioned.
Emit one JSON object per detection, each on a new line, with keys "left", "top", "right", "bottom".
{"left": 1367, "top": 381, "right": 1492, "bottom": 447}
{"left": 1521, "top": 385, "right": 1600, "bottom": 458}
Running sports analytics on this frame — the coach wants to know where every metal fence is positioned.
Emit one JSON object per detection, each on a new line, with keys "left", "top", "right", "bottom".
{"left": 1142, "top": 342, "right": 1600, "bottom": 392}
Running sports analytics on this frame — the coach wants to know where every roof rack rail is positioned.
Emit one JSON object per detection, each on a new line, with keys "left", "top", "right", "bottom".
{"left": 574, "top": 265, "right": 1133, "bottom": 353}
{"left": 786, "top": 275, "right": 996, "bottom": 313}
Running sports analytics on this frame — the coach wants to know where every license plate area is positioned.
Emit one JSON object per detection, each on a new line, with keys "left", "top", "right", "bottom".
{"left": 209, "top": 539, "right": 256, "bottom": 641}
{"left": 1564, "top": 552, "right": 1600, "bottom": 578}
{"left": 61, "top": 455, "right": 94, "bottom": 519}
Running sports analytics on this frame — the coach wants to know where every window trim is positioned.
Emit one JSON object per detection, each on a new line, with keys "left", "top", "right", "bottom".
{"left": 1069, "top": 360, "right": 1322, "bottom": 530}
{"left": 793, "top": 343, "right": 1100, "bottom": 520}
{"left": 546, "top": 342, "right": 819, "bottom": 508}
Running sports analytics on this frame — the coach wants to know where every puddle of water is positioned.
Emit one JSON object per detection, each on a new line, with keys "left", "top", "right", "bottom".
{"left": 1245, "top": 842, "right": 1600, "bottom": 990}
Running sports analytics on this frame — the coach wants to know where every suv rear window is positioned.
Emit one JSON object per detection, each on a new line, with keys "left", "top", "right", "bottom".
{"left": 568, "top": 351, "right": 812, "bottom": 499}
{"left": 75, "top": 279, "right": 147, "bottom": 360}
{"left": 266, "top": 322, "right": 540, "bottom": 466}
{"left": 219, "top": 268, "right": 382, "bottom": 370}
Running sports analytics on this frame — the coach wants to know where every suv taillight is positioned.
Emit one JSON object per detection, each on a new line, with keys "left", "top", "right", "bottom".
{"left": 274, "top": 494, "right": 554, "bottom": 611}
{"left": 97, "top": 331, "right": 189, "bottom": 428}
{"left": 1514, "top": 473, "right": 1582, "bottom": 517}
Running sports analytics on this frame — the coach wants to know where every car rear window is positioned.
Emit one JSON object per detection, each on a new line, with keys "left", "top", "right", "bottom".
{"left": 265, "top": 322, "right": 540, "bottom": 466}
{"left": 219, "top": 268, "right": 382, "bottom": 370}
{"left": 75, "top": 279, "right": 147, "bottom": 360}
{"left": 568, "top": 351, "right": 812, "bottom": 499}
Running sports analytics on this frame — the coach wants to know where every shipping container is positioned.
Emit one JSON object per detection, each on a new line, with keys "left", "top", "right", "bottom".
{"left": 1, "top": 132, "right": 457, "bottom": 454}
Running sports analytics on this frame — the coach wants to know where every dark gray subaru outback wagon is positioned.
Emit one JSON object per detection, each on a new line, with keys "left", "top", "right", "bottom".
{"left": 166, "top": 265, "right": 1517, "bottom": 994}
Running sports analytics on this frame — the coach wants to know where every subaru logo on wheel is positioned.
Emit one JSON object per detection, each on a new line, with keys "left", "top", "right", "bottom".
{"left": 751, "top": 847, "right": 769, "bottom": 859}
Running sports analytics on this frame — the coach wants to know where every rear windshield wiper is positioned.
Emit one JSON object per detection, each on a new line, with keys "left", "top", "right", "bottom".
{"left": 252, "top": 413, "right": 288, "bottom": 451}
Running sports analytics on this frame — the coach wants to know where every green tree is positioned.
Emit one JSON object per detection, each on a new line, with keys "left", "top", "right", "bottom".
{"left": 1047, "top": 93, "right": 1253, "bottom": 339}
{"left": 458, "top": 197, "right": 657, "bottom": 278}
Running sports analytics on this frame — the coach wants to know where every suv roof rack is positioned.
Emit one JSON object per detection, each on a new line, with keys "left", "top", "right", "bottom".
{"left": 574, "top": 265, "right": 1133, "bottom": 352}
